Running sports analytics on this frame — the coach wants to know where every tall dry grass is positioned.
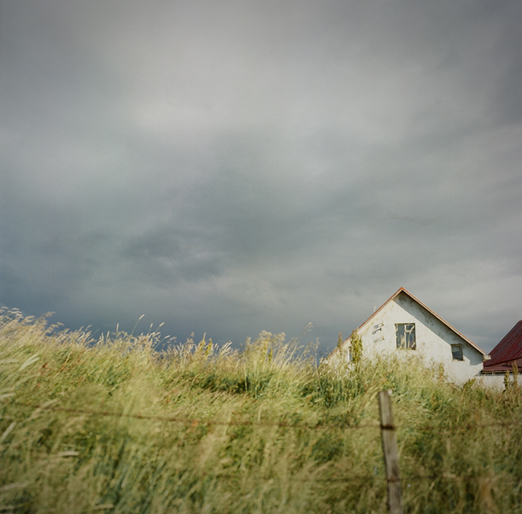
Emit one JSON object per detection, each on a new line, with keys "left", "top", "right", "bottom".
{"left": 0, "top": 308, "right": 521, "bottom": 513}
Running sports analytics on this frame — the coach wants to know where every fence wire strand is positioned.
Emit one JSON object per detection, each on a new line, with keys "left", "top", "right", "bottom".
{"left": 9, "top": 400, "right": 381, "bottom": 430}
{"left": 7, "top": 399, "right": 522, "bottom": 431}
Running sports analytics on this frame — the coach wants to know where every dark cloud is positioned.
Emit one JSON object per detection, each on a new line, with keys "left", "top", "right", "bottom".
{"left": 1, "top": 0, "right": 521, "bottom": 353}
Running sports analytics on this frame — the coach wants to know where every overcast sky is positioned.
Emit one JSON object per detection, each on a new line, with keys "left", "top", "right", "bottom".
{"left": 1, "top": 0, "right": 521, "bottom": 355}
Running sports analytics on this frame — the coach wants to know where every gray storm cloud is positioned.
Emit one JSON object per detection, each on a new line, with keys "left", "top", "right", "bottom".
{"left": 1, "top": 0, "right": 521, "bottom": 353}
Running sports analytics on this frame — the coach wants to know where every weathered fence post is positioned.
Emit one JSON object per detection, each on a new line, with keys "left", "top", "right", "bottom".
{"left": 378, "top": 390, "right": 403, "bottom": 514}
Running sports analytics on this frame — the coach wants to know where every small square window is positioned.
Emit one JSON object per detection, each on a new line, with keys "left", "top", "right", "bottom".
{"left": 451, "top": 344, "right": 463, "bottom": 361}
{"left": 396, "top": 323, "right": 416, "bottom": 350}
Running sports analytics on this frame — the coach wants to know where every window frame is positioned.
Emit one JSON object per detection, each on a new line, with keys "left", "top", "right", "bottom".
{"left": 451, "top": 344, "right": 464, "bottom": 361}
{"left": 395, "top": 323, "right": 416, "bottom": 350}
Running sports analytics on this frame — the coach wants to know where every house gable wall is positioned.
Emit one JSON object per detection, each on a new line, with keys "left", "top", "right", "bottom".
{"left": 345, "top": 292, "right": 483, "bottom": 383}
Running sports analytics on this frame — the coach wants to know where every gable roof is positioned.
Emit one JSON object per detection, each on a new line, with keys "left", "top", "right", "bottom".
{"left": 330, "top": 287, "right": 487, "bottom": 357}
{"left": 484, "top": 320, "right": 522, "bottom": 368}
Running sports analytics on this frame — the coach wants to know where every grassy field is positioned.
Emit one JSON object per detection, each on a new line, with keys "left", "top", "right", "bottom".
{"left": 0, "top": 308, "right": 521, "bottom": 513}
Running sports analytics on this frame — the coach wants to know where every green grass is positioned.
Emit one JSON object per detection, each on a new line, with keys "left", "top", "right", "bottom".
{"left": 0, "top": 308, "right": 521, "bottom": 513}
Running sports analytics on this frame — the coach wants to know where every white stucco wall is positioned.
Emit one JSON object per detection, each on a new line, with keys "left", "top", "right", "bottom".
{"left": 476, "top": 373, "right": 522, "bottom": 390}
{"left": 341, "top": 292, "right": 485, "bottom": 384}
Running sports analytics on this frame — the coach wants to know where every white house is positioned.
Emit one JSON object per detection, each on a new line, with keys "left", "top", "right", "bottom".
{"left": 330, "top": 287, "right": 489, "bottom": 384}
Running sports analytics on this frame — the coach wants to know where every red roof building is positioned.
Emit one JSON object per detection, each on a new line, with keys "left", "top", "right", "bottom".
{"left": 482, "top": 320, "right": 522, "bottom": 373}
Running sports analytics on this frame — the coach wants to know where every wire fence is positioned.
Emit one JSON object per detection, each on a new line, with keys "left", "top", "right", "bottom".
{"left": 10, "top": 399, "right": 522, "bottom": 431}
{"left": 11, "top": 400, "right": 381, "bottom": 430}
{"left": 3, "top": 395, "right": 522, "bottom": 511}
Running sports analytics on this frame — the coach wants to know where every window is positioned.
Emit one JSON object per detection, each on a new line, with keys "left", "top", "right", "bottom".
{"left": 451, "top": 344, "right": 463, "bottom": 361}
{"left": 395, "top": 323, "right": 416, "bottom": 349}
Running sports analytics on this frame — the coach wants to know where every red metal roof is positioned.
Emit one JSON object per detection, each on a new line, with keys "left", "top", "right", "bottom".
{"left": 484, "top": 320, "right": 522, "bottom": 368}
{"left": 481, "top": 358, "right": 522, "bottom": 374}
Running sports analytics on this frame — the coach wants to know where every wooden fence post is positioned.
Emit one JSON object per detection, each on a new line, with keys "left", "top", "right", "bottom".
{"left": 378, "top": 390, "right": 403, "bottom": 514}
